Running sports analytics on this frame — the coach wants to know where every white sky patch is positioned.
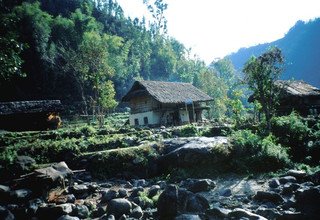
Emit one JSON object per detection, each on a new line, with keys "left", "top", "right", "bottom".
{"left": 117, "top": 0, "right": 320, "bottom": 64}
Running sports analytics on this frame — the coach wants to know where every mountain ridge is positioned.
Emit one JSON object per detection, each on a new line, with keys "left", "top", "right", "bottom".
{"left": 227, "top": 18, "right": 320, "bottom": 87}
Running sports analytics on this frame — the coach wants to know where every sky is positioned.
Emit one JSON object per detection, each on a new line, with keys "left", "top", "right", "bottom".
{"left": 117, "top": 0, "right": 320, "bottom": 64}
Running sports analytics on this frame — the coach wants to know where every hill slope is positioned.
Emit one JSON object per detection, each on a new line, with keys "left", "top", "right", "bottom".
{"left": 227, "top": 18, "right": 320, "bottom": 87}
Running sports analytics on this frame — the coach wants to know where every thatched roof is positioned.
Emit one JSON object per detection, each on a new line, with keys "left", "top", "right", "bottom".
{"left": 276, "top": 80, "right": 320, "bottom": 97}
{"left": 122, "top": 80, "right": 213, "bottom": 104}
{"left": 248, "top": 80, "right": 320, "bottom": 102}
{"left": 0, "top": 100, "right": 62, "bottom": 115}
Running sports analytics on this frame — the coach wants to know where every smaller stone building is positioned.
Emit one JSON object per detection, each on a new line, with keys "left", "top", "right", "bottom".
{"left": 122, "top": 80, "right": 213, "bottom": 126}
{"left": 249, "top": 80, "right": 320, "bottom": 116}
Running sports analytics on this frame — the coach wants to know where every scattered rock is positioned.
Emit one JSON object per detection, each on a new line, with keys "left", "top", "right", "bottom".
{"left": 101, "top": 189, "right": 119, "bottom": 203}
{"left": 131, "top": 205, "right": 143, "bottom": 219}
{"left": 268, "top": 178, "right": 280, "bottom": 188}
{"left": 285, "top": 170, "right": 306, "bottom": 179}
{"left": 206, "top": 207, "right": 231, "bottom": 218}
{"left": 10, "top": 189, "right": 32, "bottom": 202}
{"left": 281, "top": 183, "right": 300, "bottom": 195}
{"left": 118, "top": 188, "right": 128, "bottom": 198}
{"left": 157, "top": 184, "right": 209, "bottom": 220}
{"left": 255, "top": 207, "right": 281, "bottom": 219}
{"left": 157, "top": 185, "right": 178, "bottom": 219}
{"left": 219, "top": 188, "right": 232, "bottom": 197}
{"left": 175, "top": 214, "right": 202, "bottom": 220}
{"left": 183, "top": 179, "right": 216, "bottom": 193}
{"left": 253, "top": 191, "right": 284, "bottom": 204}
{"left": 107, "top": 198, "right": 132, "bottom": 218}
{"left": 279, "top": 176, "right": 296, "bottom": 184}
{"left": 57, "top": 215, "right": 80, "bottom": 220}
{"left": 0, "top": 185, "right": 11, "bottom": 201}
{"left": 36, "top": 203, "right": 74, "bottom": 220}
{"left": 70, "top": 184, "right": 89, "bottom": 199}
{"left": 73, "top": 204, "right": 89, "bottom": 218}
{"left": 295, "top": 186, "right": 320, "bottom": 219}
{"left": 0, "top": 206, "right": 15, "bottom": 220}
{"left": 228, "top": 208, "right": 267, "bottom": 220}
{"left": 148, "top": 185, "right": 161, "bottom": 198}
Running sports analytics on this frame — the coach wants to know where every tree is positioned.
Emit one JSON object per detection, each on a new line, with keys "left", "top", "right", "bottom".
{"left": 243, "top": 47, "right": 284, "bottom": 132}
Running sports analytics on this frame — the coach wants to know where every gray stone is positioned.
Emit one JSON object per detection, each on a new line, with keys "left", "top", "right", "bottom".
{"left": 133, "top": 179, "right": 148, "bottom": 187}
{"left": 131, "top": 206, "right": 143, "bottom": 219}
{"left": 70, "top": 184, "right": 89, "bottom": 199}
{"left": 118, "top": 188, "right": 128, "bottom": 198}
{"left": 281, "top": 183, "right": 300, "bottom": 195}
{"left": 279, "top": 176, "right": 297, "bottom": 184}
{"left": 0, "top": 206, "right": 15, "bottom": 220}
{"left": 0, "top": 185, "right": 11, "bottom": 201}
{"left": 73, "top": 204, "right": 89, "bottom": 218}
{"left": 295, "top": 186, "right": 320, "bottom": 219}
{"left": 66, "top": 194, "right": 76, "bottom": 203}
{"left": 228, "top": 208, "right": 267, "bottom": 220}
{"left": 185, "top": 179, "right": 216, "bottom": 193}
{"left": 175, "top": 214, "right": 202, "bottom": 220}
{"left": 206, "top": 207, "right": 231, "bottom": 218}
{"left": 255, "top": 207, "right": 281, "bottom": 219}
{"left": 101, "top": 189, "right": 119, "bottom": 203}
{"left": 159, "top": 137, "right": 229, "bottom": 169}
{"left": 253, "top": 191, "right": 284, "bottom": 204}
{"left": 185, "top": 193, "right": 209, "bottom": 213}
{"left": 57, "top": 215, "right": 80, "bottom": 220}
{"left": 36, "top": 203, "right": 74, "bottom": 220}
{"left": 219, "top": 188, "right": 232, "bottom": 197}
{"left": 107, "top": 198, "right": 132, "bottom": 218}
{"left": 10, "top": 189, "right": 32, "bottom": 202}
{"left": 157, "top": 184, "right": 209, "bottom": 220}
{"left": 157, "top": 185, "right": 179, "bottom": 220}
{"left": 27, "top": 198, "right": 43, "bottom": 215}
{"left": 148, "top": 185, "right": 161, "bottom": 198}
{"left": 286, "top": 170, "right": 306, "bottom": 179}
{"left": 279, "top": 211, "right": 304, "bottom": 220}
{"left": 268, "top": 178, "right": 280, "bottom": 188}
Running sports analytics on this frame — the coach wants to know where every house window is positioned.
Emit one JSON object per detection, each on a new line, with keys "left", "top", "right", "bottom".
{"left": 134, "top": 118, "right": 139, "bottom": 126}
{"left": 144, "top": 117, "right": 149, "bottom": 125}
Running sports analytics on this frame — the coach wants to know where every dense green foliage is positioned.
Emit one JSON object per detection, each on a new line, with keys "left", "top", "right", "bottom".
{"left": 0, "top": 0, "right": 233, "bottom": 120}
{"left": 230, "top": 130, "right": 290, "bottom": 172}
{"left": 243, "top": 47, "right": 284, "bottom": 131}
{"left": 271, "top": 112, "right": 320, "bottom": 164}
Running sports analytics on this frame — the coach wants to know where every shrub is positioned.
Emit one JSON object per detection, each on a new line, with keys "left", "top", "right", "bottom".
{"left": 177, "top": 124, "right": 199, "bottom": 137}
{"left": 230, "top": 130, "right": 290, "bottom": 172}
{"left": 271, "top": 112, "right": 311, "bottom": 162}
{"left": 78, "top": 125, "right": 97, "bottom": 137}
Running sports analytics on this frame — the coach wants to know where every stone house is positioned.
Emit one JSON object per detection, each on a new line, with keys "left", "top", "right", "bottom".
{"left": 249, "top": 80, "right": 320, "bottom": 116}
{"left": 122, "top": 80, "right": 213, "bottom": 126}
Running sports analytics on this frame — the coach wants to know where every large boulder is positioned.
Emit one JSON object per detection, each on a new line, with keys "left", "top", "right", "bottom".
{"left": 157, "top": 184, "right": 209, "bottom": 220}
{"left": 295, "top": 186, "right": 320, "bottom": 219}
{"left": 107, "top": 198, "right": 132, "bottom": 218}
{"left": 253, "top": 191, "right": 284, "bottom": 204}
{"left": 158, "top": 137, "right": 229, "bottom": 171}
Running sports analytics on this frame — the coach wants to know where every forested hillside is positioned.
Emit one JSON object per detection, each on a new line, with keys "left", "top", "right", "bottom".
{"left": 227, "top": 18, "right": 320, "bottom": 87}
{"left": 0, "top": 0, "right": 234, "bottom": 116}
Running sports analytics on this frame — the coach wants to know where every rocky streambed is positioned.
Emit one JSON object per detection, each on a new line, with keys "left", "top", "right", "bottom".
{"left": 1, "top": 137, "right": 320, "bottom": 219}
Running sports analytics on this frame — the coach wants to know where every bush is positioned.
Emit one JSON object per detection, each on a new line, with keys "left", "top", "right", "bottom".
{"left": 230, "top": 130, "right": 290, "bottom": 172}
{"left": 271, "top": 112, "right": 311, "bottom": 162}
{"left": 176, "top": 124, "right": 199, "bottom": 137}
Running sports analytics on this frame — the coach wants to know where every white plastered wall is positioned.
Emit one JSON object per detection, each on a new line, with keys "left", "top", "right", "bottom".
{"left": 129, "top": 111, "right": 161, "bottom": 126}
